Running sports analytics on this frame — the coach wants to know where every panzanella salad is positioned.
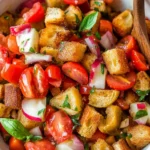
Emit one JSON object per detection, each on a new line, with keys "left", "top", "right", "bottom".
{"left": 0, "top": 0, "right": 150, "bottom": 149}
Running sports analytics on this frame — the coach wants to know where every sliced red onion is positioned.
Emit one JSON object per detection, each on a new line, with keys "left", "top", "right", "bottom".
{"left": 10, "top": 24, "right": 31, "bottom": 35}
{"left": 84, "top": 35, "right": 100, "bottom": 57}
{"left": 30, "top": 126, "right": 42, "bottom": 136}
{"left": 56, "top": 135, "right": 84, "bottom": 150}
{"left": 137, "top": 103, "right": 146, "bottom": 110}
{"left": 100, "top": 31, "right": 116, "bottom": 50}
{"left": 89, "top": 59, "right": 107, "bottom": 89}
{"left": 25, "top": 53, "right": 52, "bottom": 64}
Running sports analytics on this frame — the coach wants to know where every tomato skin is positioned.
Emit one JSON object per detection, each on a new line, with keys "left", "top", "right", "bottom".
{"left": 62, "top": 62, "right": 88, "bottom": 85}
{"left": 116, "top": 35, "right": 139, "bottom": 59}
{"left": 104, "top": 0, "right": 114, "bottom": 4}
{"left": 7, "top": 35, "right": 20, "bottom": 54}
{"left": 131, "top": 50, "right": 149, "bottom": 71}
{"left": 1, "top": 63, "right": 25, "bottom": 84}
{"left": 64, "top": 0, "right": 87, "bottom": 5}
{"left": 24, "top": 139, "right": 55, "bottom": 150}
{"left": 106, "top": 72, "right": 136, "bottom": 91}
{"left": 9, "top": 137, "right": 25, "bottom": 150}
{"left": 115, "top": 98, "right": 129, "bottom": 110}
{"left": 79, "top": 85, "right": 91, "bottom": 95}
{"left": 19, "top": 64, "right": 49, "bottom": 98}
{"left": 62, "top": 77, "right": 77, "bottom": 90}
{"left": 45, "top": 65, "right": 62, "bottom": 87}
{"left": 45, "top": 110, "right": 73, "bottom": 143}
{"left": 44, "top": 105, "right": 56, "bottom": 121}
{"left": 23, "top": 2, "right": 45, "bottom": 23}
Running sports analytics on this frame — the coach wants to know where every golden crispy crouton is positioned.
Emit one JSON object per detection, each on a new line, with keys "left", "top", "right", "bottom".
{"left": 17, "top": 110, "right": 41, "bottom": 129}
{"left": 98, "top": 105, "right": 122, "bottom": 134}
{"left": 39, "top": 25, "right": 71, "bottom": 48}
{"left": 89, "top": 90, "right": 120, "bottom": 108}
{"left": 102, "top": 49, "right": 130, "bottom": 75}
{"left": 90, "top": 0, "right": 107, "bottom": 13}
{"left": 77, "top": 105, "right": 101, "bottom": 138}
{"left": 128, "top": 125, "right": 150, "bottom": 148}
{"left": 0, "top": 12, "right": 14, "bottom": 35}
{"left": 65, "top": 5, "right": 82, "bottom": 29}
{"left": 50, "top": 87, "right": 83, "bottom": 115}
{"left": 45, "top": 8, "right": 65, "bottom": 26}
{"left": 81, "top": 53, "right": 97, "bottom": 72}
{"left": 91, "top": 139, "right": 113, "bottom": 150}
{"left": 113, "top": 139, "right": 131, "bottom": 150}
{"left": 46, "top": 0, "right": 67, "bottom": 9}
{"left": 4, "top": 83, "right": 22, "bottom": 110}
{"left": 0, "top": 84, "right": 4, "bottom": 100}
{"left": 133, "top": 71, "right": 150, "bottom": 91}
{"left": 0, "top": 103, "right": 12, "bottom": 118}
{"left": 85, "top": 11, "right": 101, "bottom": 34}
{"left": 58, "top": 41, "right": 87, "bottom": 62}
{"left": 112, "top": 10, "right": 133, "bottom": 37}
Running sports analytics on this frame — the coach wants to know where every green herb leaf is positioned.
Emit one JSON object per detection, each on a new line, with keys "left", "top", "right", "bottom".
{"left": 84, "top": 143, "right": 89, "bottom": 150}
{"left": 29, "top": 47, "right": 35, "bottom": 53}
{"left": 95, "top": 32, "right": 101, "bottom": 40}
{"left": 71, "top": 114, "right": 81, "bottom": 130}
{"left": 30, "top": 135, "right": 43, "bottom": 141}
{"left": 62, "top": 95, "right": 71, "bottom": 108}
{"left": 20, "top": 48, "right": 24, "bottom": 52}
{"left": 90, "top": 86, "right": 95, "bottom": 94}
{"left": 79, "top": 12, "right": 99, "bottom": 32}
{"left": 74, "top": 107, "right": 78, "bottom": 111}
{"left": 119, "top": 132, "right": 132, "bottom": 139}
{"left": 136, "top": 90, "right": 150, "bottom": 101}
{"left": 4, "top": 16, "right": 9, "bottom": 20}
{"left": 94, "top": 7, "right": 99, "bottom": 12}
{"left": 134, "top": 110, "right": 148, "bottom": 120}
{"left": 75, "top": 14, "right": 80, "bottom": 24}
{"left": 0, "top": 118, "right": 43, "bottom": 142}
{"left": 86, "top": 32, "right": 92, "bottom": 36}
{"left": 101, "top": 64, "right": 105, "bottom": 74}
{"left": 37, "top": 108, "right": 45, "bottom": 116}
{"left": 94, "top": 1, "right": 101, "bottom": 6}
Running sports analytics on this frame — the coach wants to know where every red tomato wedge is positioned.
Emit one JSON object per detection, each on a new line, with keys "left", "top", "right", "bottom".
{"left": 45, "top": 110, "right": 73, "bottom": 143}
{"left": 104, "top": 0, "right": 114, "bottom": 4}
{"left": 64, "top": 0, "right": 87, "bottom": 5}
{"left": 106, "top": 72, "right": 136, "bottom": 91}
{"left": 131, "top": 50, "right": 149, "bottom": 71}
{"left": 25, "top": 139, "right": 55, "bottom": 150}
{"left": 79, "top": 85, "right": 91, "bottom": 95}
{"left": 62, "top": 62, "right": 88, "bottom": 85}
{"left": 62, "top": 77, "right": 77, "bottom": 90}
{"left": 44, "top": 105, "right": 56, "bottom": 121}
{"left": 23, "top": 2, "right": 45, "bottom": 23}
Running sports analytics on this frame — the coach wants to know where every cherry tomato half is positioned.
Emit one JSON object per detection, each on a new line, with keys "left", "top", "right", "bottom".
{"left": 79, "top": 85, "right": 91, "bottom": 95}
{"left": 64, "top": 0, "right": 87, "bottom": 5}
{"left": 62, "top": 62, "right": 88, "bottom": 85}
{"left": 44, "top": 105, "right": 56, "bottom": 121}
{"left": 45, "top": 110, "right": 73, "bottom": 143}
{"left": 106, "top": 72, "right": 136, "bottom": 91}
{"left": 19, "top": 64, "right": 48, "bottom": 98}
{"left": 131, "top": 50, "right": 149, "bottom": 71}
{"left": 23, "top": 2, "right": 45, "bottom": 23}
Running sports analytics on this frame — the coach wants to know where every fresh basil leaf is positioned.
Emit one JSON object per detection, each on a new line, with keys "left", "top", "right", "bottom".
{"left": 134, "top": 110, "right": 148, "bottom": 120}
{"left": 71, "top": 114, "right": 81, "bottom": 130}
{"left": 75, "top": 14, "right": 80, "bottom": 24}
{"left": 95, "top": 32, "right": 101, "bottom": 40}
{"left": 29, "top": 47, "right": 35, "bottom": 53}
{"left": 119, "top": 132, "right": 132, "bottom": 139}
{"left": 94, "top": 7, "right": 99, "bottom": 12}
{"left": 37, "top": 108, "right": 45, "bottom": 116}
{"left": 94, "top": 1, "right": 101, "bottom": 6}
{"left": 90, "top": 86, "right": 95, "bottom": 94}
{"left": 62, "top": 95, "right": 71, "bottom": 108}
{"left": 79, "top": 12, "right": 99, "bottom": 32}
{"left": 136, "top": 90, "right": 150, "bottom": 101}
{"left": 101, "top": 64, "right": 105, "bottom": 74}
{"left": 30, "top": 135, "right": 43, "bottom": 141}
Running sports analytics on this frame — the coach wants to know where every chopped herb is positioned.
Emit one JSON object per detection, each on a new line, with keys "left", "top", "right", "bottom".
{"left": 74, "top": 107, "right": 78, "bottom": 111}
{"left": 134, "top": 110, "right": 148, "bottom": 120}
{"left": 29, "top": 47, "right": 35, "bottom": 53}
{"left": 71, "top": 113, "right": 81, "bottom": 130}
{"left": 94, "top": 7, "right": 99, "bottom": 12}
{"left": 101, "top": 64, "right": 105, "bottom": 74}
{"left": 84, "top": 143, "right": 89, "bottom": 150}
{"left": 95, "top": 31, "right": 101, "bottom": 40}
{"left": 94, "top": 1, "right": 101, "bottom": 6}
{"left": 20, "top": 48, "right": 24, "bottom": 52}
{"left": 37, "top": 108, "right": 45, "bottom": 116}
{"left": 62, "top": 95, "right": 71, "bottom": 108}
{"left": 65, "top": 10, "right": 69, "bottom": 14}
{"left": 21, "top": 41, "right": 25, "bottom": 44}
{"left": 86, "top": 32, "right": 92, "bottom": 36}
{"left": 59, "top": 41, "right": 65, "bottom": 51}
{"left": 4, "top": 16, "right": 9, "bottom": 20}
{"left": 136, "top": 90, "right": 150, "bottom": 101}
{"left": 90, "top": 86, "right": 95, "bottom": 94}
{"left": 119, "top": 132, "right": 132, "bottom": 139}
{"left": 75, "top": 14, "right": 80, "bottom": 24}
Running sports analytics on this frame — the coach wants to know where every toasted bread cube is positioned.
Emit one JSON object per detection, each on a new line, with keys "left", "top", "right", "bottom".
{"left": 98, "top": 105, "right": 122, "bottom": 134}
{"left": 89, "top": 90, "right": 120, "bottom": 108}
{"left": 128, "top": 125, "right": 150, "bottom": 148}
{"left": 91, "top": 139, "right": 113, "bottom": 150}
{"left": 17, "top": 110, "right": 41, "bottom": 129}
{"left": 58, "top": 41, "right": 87, "bottom": 62}
{"left": 102, "top": 49, "right": 130, "bottom": 75}
{"left": 84, "top": 11, "right": 101, "bottom": 34}
{"left": 50, "top": 87, "right": 83, "bottom": 115}
{"left": 45, "top": 8, "right": 65, "bottom": 26}
{"left": 112, "top": 10, "right": 133, "bottom": 37}
{"left": 65, "top": 5, "right": 82, "bottom": 29}
{"left": 0, "top": 103, "right": 12, "bottom": 118}
{"left": 77, "top": 105, "right": 101, "bottom": 138}
{"left": 113, "top": 139, "right": 131, "bottom": 150}
{"left": 81, "top": 53, "right": 97, "bottom": 72}
{"left": 46, "top": 0, "right": 67, "bottom": 9}
{"left": 4, "top": 83, "right": 22, "bottom": 110}
{"left": 0, "top": 84, "right": 4, "bottom": 100}
{"left": 39, "top": 25, "right": 71, "bottom": 48}
{"left": 90, "top": 0, "right": 107, "bottom": 13}
{"left": 133, "top": 71, "right": 150, "bottom": 91}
